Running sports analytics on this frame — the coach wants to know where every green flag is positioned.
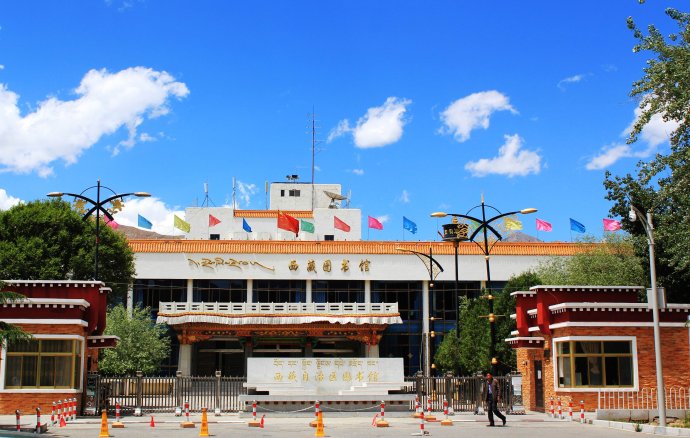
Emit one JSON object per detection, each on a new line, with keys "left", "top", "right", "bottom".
{"left": 300, "top": 219, "right": 315, "bottom": 233}
{"left": 174, "top": 215, "right": 190, "bottom": 233}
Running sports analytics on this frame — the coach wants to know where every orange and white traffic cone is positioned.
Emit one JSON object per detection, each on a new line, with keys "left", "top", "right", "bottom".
{"left": 98, "top": 409, "right": 110, "bottom": 438}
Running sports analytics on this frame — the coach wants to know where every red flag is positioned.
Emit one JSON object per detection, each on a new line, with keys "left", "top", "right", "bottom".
{"left": 368, "top": 216, "right": 383, "bottom": 230}
{"left": 105, "top": 217, "right": 119, "bottom": 230}
{"left": 209, "top": 214, "right": 221, "bottom": 227}
{"left": 536, "top": 218, "right": 552, "bottom": 232}
{"left": 334, "top": 216, "right": 351, "bottom": 232}
{"left": 603, "top": 218, "right": 621, "bottom": 231}
{"left": 277, "top": 211, "right": 299, "bottom": 235}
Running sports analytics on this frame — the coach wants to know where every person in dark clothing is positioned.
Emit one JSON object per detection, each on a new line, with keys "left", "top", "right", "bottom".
{"left": 484, "top": 373, "right": 506, "bottom": 426}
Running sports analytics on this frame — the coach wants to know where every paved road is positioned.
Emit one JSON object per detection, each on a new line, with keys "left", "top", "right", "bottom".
{"left": 2, "top": 414, "right": 635, "bottom": 438}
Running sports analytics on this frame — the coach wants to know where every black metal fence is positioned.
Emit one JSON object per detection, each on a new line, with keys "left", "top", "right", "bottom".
{"left": 87, "top": 372, "right": 518, "bottom": 415}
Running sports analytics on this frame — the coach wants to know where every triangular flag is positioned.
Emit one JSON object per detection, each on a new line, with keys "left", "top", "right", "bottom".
{"left": 277, "top": 211, "right": 299, "bottom": 235}
{"left": 368, "top": 216, "right": 383, "bottom": 230}
{"left": 334, "top": 216, "right": 350, "bottom": 232}
{"left": 300, "top": 219, "right": 315, "bottom": 233}
{"left": 536, "top": 218, "right": 552, "bottom": 232}
{"left": 209, "top": 214, "right": 221, "bottom": 227}
{"left": 603, "top": 218, "right": 621, "bottom": 231}
{"left": 174, "top": 215, "right": 191, "bottom": 233}
{"left": 243, "top": 218, "right": 252, "bottom": 233}
{"left": 504, "top": 217, "right": 522, "bottom": 231}
{"left": 137, "top": 214, "right": 153, "bottom": 230}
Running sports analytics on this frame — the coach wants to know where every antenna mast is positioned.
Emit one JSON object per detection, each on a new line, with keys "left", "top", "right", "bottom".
{"left": 232, "top": 177, "right": 237, "bottom": 209}
{"left": 308, "top": 107, "right": 321, "bottom": 210}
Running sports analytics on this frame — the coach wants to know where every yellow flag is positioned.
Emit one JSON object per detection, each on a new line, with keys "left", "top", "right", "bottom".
{"left": 504, "top": 217, "right": 522, "bottom": 231}
{"left": 174, "top": 215, "right": 190, "bottom": 233}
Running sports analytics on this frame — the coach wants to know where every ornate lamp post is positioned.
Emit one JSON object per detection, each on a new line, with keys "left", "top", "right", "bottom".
{"left": 431, "top": 197, "right": 536, "bottom": 372}
{"left": 48, "top": 179, "right": 150, "bottom": 280}
{"left": 628, "top": 203, "right": 666, "bottom": 427}
{"left": 396, "top": 247, "right": 444, "bottom": 376}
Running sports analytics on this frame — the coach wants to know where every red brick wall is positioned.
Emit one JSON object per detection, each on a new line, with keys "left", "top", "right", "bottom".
{"left": 515, "top": 325, "right": 690, "bottom": 412}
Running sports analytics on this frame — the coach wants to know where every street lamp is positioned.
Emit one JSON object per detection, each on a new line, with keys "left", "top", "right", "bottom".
{"left": 628, "top": 203, "right": 666, "bottom": 427}
{"left": 48, "top": 179, "right": 150, "bottom": 280}
{"left": 431, "top": 197, "right": 536, "bottom": 372}
{"left": 396, "top": 247, "right": 444, "bottom": 376}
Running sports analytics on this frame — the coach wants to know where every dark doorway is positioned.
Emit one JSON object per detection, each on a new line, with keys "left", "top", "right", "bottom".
{"left": 534, "top": 360, "right": 544, "bottom": 411}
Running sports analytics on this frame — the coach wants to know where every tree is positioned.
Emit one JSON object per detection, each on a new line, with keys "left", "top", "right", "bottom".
{"left": 604, "top": 7, "right": 690, "bottom": 303}
{"left": 99, "top": 305, "right": 171, "bottom": 375}
{"left": 0, "top": 200, "right": 135, "bottom": 303}
{"left": 536, "top": 234, "right": 646, "bottom": 287}
{"left": 0, "top": 281, "right": 32, "bottom": 348}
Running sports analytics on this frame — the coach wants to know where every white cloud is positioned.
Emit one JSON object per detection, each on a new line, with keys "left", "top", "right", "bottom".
{"left": 439, "top": 91, "right": 517, "bottom": 143}
{"left": 115, "top": 196, "right": 185, "bottom": 235}
{"left": 234, "top": 181, "right": 257, "bottom": 209}
{"left": 376, "top": 215, "right": 390, "bottom": 224}
{"left": 139, "top": 132, "right": 157, "bottom": 142}
{"left": 465, "top": 134, "right": 541, "bottom": 177}
{"left": 586, "top": 107, "right": 679, "bottom": 170}
{"left": 0, "top": 67, "right": 189, "bottom": 176}
{"left": 557, "top": 74, "right": 586, "bottom": 90}
{"left": 0, "top": 65, "right": 4, "bottom": 70}
{"left": 352, "top": 168, "right": 364, "bottom": 176}
{"left": 586, "top": 143, "right": 632, "bottom": 170}
{"left": 0, "top": 188, "right": 22, "bottom": 210}
{"left": 399, "top": 189, "right": 410, "bottom": 203}
{"left": 329, "top": 97, "right": 411, "bottom": 148}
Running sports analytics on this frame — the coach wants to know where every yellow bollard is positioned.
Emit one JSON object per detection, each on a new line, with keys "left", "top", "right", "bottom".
{"left": 315, "top": 411, "right": 325, "bottom": 437}
{"left": 98, "top": 409, "right": 110, "bottom": 437}
{"left": 199, "top": 408, "right": 209, "bottom": 437}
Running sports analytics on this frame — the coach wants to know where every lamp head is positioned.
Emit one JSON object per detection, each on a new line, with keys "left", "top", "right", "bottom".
{"left": 628, "top": 207, "right": 637, "bottom": 222}
{"left": 47, "top": 192, "right": 64, "bottom": 197}
{"left": 430, "top": 212, "right": 448, "bottom": 218}
{"left": 134, "top": 192, "right": 151, "bottom": 198}
{"left": 520, "top": 208, "right": 537, "bottom": 215}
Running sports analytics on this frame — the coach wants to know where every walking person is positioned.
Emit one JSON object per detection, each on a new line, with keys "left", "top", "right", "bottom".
{"left": 484, "top": 373, "right": 506, "bottom": 426}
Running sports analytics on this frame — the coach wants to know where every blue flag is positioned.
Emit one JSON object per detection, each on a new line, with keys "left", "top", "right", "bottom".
{"left": 242, "top": 218, "right": 252, "bottom": 233}
{"left": 570, "top": 218, "right": 586, "bottom": 233}
{"left": 137, "top": 214, "right": 153, "bottom": 230}
{"left": 403, "top": 216, "right": 417, "bottom": 234}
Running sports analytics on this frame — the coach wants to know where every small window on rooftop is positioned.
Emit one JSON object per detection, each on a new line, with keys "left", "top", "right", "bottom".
{"left": 210, "top": 234, "right": 220, "bottom": 240}
{"left": 289, "top": 189, "right": 301, "bottom": 197}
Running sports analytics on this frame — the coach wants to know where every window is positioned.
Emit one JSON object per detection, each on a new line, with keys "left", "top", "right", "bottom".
{"left": 312, "top": 280, "right": 364, "bottom": 303}
{"left": 209, "top": 234, "right": 220, "bottom": 240}
{"left": 556, "top": 340, "right": 634, "bottom": 388}
{"left": 254, "top": 280, "right": 306, "bottom": 303}
{"left": 5, "top": 339, "right": 82, "bottom": 389}
{"left": 288, "top": 189, "right": 300, "bottom": 197}
{"left": 193, "top": 279, "right": 247, "bottom": 303}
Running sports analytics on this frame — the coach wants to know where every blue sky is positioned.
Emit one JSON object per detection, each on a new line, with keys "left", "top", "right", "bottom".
{"left": 0, "top": 1, "right": 684, "bottom": 241}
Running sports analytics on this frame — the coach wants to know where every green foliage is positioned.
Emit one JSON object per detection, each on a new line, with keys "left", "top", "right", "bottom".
{"left": 99, "top": 305, "right": 171, "bottom": 376}
{"left": 536, "top": 234, "right": 645, "bottom": 287}
{"left": 604, "top": 7, "right": 690, "bottom": 303}
{"left": 0, "top": 281, "right": 32, "bottom": 348}
{"left": 0, "top": 200, "right": 135, "bottom": 303}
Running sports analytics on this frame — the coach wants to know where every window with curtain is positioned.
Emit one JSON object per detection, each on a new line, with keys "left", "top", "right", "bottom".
{"left": 4, "top": 339, "right": 82, "bottom": 389}
{"left": 556, "top": 340, "right": 633, "bottom": 388}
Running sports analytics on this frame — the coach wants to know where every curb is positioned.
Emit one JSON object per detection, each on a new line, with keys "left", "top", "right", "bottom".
{"left": 592, "top": 419, "right": 690, "bottom": 436}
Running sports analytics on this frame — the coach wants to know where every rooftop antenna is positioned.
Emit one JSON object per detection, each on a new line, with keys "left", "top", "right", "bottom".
{"left": 202, "top": 182, "right": 215, "bottom": 207}
{"left": 307, "top": 107, "right": 322, "bottom": 210}
{"left": 232, "top": 177, "right": 237, "bottom": 209}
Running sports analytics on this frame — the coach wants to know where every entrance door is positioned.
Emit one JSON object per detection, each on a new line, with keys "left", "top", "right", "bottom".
{"left": 534, "top": 360, "right": 544, "bottom": 411}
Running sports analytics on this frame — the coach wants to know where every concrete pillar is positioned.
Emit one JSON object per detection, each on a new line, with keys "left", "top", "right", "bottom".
{"left": 422, "top": 281, "right": 430, "bottom": 377}
{"left": 126, "top": 282, "right": 134, "bottom": 317}
{"left": 364, "top": 280, "right": 371, "bottom": 304}
{"left": 305, "top": 279, "right": 312, "bottom": 303}
{"left": 367, "top": 344, "right": 379, "bottom": 358}
{"left": 247, "top": 279, "right": 253, "bottom": 303}
{"left": 178, "top": 344, "right": 193, "bottom": 376}
{"left": 186, "top": 279, "right": 194, "bottom": 304}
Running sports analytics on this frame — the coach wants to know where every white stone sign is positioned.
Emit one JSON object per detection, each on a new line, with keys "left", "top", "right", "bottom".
{"left": 245, "top": 357, "right": 405, "bottom": 396}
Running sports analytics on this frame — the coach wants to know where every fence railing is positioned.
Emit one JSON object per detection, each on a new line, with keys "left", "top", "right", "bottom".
{"left": 598, "top": 387, "right": 690, "bottom": 410}
{"left": 89, "top": 372, "right": 516, "bottom": 415}
{"left": 158, "top": 301, "right": 399, "bottom": 315}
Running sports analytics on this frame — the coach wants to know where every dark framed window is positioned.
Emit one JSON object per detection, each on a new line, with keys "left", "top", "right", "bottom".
{"left": 556, "top": 340, "right": 634, "bottom": 388}
{"left": 253, "top": 280, "right": 306, "bottom": 303}
{"left": 312, "top": 280, "right": 364, "bottom": 303}
{"left": 5, "top": 339, "right": 82, "bottom": 389}
{"left": 288, "top": 189, "right": 301, "bottom": 197}
{"left": 193, "top": 279, "right": 247, "bottom": 303}
{"left": 134, "top": 279, "right": 187, "bottom": 312}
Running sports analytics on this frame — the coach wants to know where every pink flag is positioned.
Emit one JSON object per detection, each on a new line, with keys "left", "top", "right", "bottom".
{"left": 536, "top": 218, "right": 552, "bottom": 232}
{"left": 603, "top": 218, "right": 621, "bottom": 231}
{"left": 104, "top": 217, "right": 119, "bottom": 230}
{"left": 368, "top": 216, "right": 383, "bottom": 230}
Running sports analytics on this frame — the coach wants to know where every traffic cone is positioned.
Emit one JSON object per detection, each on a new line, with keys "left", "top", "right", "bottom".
{"left": 150, "top": 415, "right": 155, "bottom": 428}
{"left": 98, "top": 410, "right": 110, "bottom": 438}
{"left": 199, "top": 408, "right": 209, "bottom": 437}
{"left": 315, "top": 411, "right": 325, "bottom": 437}
{"left": 260, "top": 414, "right": 265, "bottom": 429}
{"left": 59, "top": 415, "right": 67, "bottom": 428}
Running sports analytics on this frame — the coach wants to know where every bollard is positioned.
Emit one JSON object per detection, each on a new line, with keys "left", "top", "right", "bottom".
{"left": 425, "top": 397, "right": 436, "bottom": 422}
{"left": 310, "top": 400, "right": 320, "bottom": 427}
{"left": 113, "top": 402, "right": 125, "bottom": 429}
{"left": 375, "top": 401, "right": 389, "bottom": 427}
{"left": 413, "top": 410, "right": 429, "bottom": 436}
{"left": 413, "top": 395, "right": 422, "bottom": 418}
{"left": 51, "top": 402, "right": 56, "bottom": 426}
{"left": 557, "top": 397, "right": 563, "bottom": 420}
{"left": 549, "top": 397, "right": 554, "bottom": 418}
{"left": 248, "top": 400, "right": 260, "bottom": 427}
{"left": 98, "top": 409, "right": 109, "bottom": 438}
{"left": 57, "top": 400, "right": 62, "bottom": 423}
{"left": 180, "top": 400, "right": 195, "bottom": 428}
{"left": 580, "top": 400, "right": 585, "bottom": 424}
{"left": 568, "top": 399, "right": 573, "bottom": 421}
{"left": 36, "top": 407, "right": 42, "bottom": 434}
{"left": 441, "top": 398, "right": 453, "bottom": 426}
{"left": 73, "top": 398, "right": 78, "bottom": 420}
{"left": 15, "top": 409, "right": 20, "bottom": 432}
